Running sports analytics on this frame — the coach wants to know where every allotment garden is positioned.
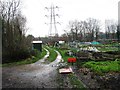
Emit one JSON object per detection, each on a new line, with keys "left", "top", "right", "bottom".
{"left": 53, "top": 41, "right": 120, "bottom": 89}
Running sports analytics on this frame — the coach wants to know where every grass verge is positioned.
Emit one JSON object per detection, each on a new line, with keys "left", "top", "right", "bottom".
{"left": 46, "top": 46, "right": 57, "bottom": 62}
{"left": 68, "top": 73, "right": 87, "bottom": 89}
{"left": 56, "top": 70, "right": 87, "bottom": 89}
{"left": 1, "top": 48, "right": 47, "bottom": 67}
{"left": 55, "top": 47, "right": 74, "bottom": 62}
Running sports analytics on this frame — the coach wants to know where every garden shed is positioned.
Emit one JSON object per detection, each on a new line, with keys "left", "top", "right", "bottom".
{"left": 32, "top": 41, "right": 42, "bottom": 52}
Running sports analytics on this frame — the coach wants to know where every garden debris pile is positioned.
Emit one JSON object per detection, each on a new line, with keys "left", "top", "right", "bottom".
{"left": 76, "top": 51, "right": 120, "bottom": 61}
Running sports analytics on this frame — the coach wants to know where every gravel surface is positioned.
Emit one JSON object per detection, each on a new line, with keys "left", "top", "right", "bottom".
{"left": 2, "top": 49, "right": 63, "bottom": 88}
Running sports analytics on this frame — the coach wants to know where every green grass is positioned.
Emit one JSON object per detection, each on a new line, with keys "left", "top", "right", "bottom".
{"left": 40, "top": 48, "right": 47, "bottom": 59}
{"left": 57, "top": 71, "right": 87, "bottom": 89}
{"left": 46, "top": 46, "right": 57, "bottom": 62}
{"left": 55, "top": 47, "right": 74, "bottom": 62}
{"left": 1, "top": 48, "right": 47, "bottom": 67}
{"left": 68, "top": 73, "right": 87, "bottom": 89}
{"left": 83, "top": 60, "right": 120, "bottom": 75}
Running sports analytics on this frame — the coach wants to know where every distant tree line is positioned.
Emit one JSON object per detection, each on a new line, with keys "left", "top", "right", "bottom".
{"left": 62, "top": 18, "right": 120, "bottom": 43}
{"left": 0, "top": 0, "right": 34, "bottom": 63}
{"left": 41, "top": 18, "right": 120, "bottom": 44}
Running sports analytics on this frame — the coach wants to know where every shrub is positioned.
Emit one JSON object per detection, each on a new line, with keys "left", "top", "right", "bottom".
{"left": 30, "top": 49, "right": 40, "bottom": 57}
{"left": 2, "top": 48, "right": 31, "bottom": 63}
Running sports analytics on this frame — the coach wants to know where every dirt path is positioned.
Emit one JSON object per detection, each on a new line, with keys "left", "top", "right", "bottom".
{"left": 2, "top": 48, "right": 63, "bottom": 88}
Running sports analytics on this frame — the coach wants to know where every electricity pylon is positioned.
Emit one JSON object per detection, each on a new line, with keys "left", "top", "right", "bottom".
{"left": 45, "top": 4, "right": 60, "bottom": 37}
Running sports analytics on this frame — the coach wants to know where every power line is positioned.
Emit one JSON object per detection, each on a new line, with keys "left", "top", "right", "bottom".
{"left": 45, "top": 4, "right": 60, "bottom": 37}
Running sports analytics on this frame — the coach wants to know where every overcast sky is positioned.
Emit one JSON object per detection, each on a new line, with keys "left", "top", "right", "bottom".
{"left": 21, "top": 0, "right": 119, "bottom": 37}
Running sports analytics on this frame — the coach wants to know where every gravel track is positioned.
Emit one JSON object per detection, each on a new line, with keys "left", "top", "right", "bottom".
{"left": 2, "top": 48, "right": 63, "bottom": 88}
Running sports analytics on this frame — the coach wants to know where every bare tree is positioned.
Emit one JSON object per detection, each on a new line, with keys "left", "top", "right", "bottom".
{"left": 1, "top": 0, "right": 30, "bottom": 63}
{"left": 71, "top": 20, "right": 80, "bottom": 41}
{"left": 66, "top": 18, "right": 101, "bottom": 42}
{"left": 105, "top": 20, "right": 117, "bottom": 39}
{"left": 117, "top": 25, "right": 120, "bottom": 42}
{"left": 68, "top": 20, "right": 83, "bottom": 41}
{"left": 85, "top": 18, "right": 101, "bottom": 41}
{"left": 1, "top": 0, "right": 21, "bottom": 49}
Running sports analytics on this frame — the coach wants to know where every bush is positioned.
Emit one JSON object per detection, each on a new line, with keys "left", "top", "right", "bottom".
{"left": 15, "top": 48, "right": 31, "bottom": 59}
{"left": 30, "top": 49, "right": 40, "bottom": 57}
{"left": 2, "top": 48, "right": 31, "bottom": 63}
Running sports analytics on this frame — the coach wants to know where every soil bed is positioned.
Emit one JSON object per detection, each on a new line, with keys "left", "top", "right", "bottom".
{"left": 73, "top": 50, "right": 120, "bottom": 89}
{"left": 74, "top": 67, "right": 120, "bottom": 89}
{"left": 73, "top": 61, "right": 120, "bottom": 89}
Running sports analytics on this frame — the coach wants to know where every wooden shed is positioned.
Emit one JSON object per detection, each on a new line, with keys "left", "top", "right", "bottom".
{"left": 32, "top": 41, "right": 42, "bottom": 52}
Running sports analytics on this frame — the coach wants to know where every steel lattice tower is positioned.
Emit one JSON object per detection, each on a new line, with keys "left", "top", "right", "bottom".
{"left": 45, "top": 4, "right": 60, "bottom": 37}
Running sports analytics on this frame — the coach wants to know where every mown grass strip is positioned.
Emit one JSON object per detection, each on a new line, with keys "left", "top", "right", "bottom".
{"left": 56, "top": 70, "right": 87, "bottom": 89}
{"left": 68, "top": 73, "right": 87, "bottom": 89}
{"left": 55, "top": 47, "right": 74, "bottom": 62}
{"left": 45, "top": 46, "right": 57, "bottom": 62}
{"left": 1, "top": 48, "right": 47, "bottom": 67}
